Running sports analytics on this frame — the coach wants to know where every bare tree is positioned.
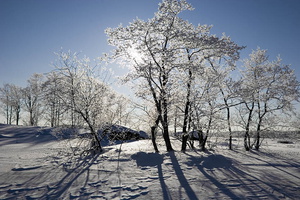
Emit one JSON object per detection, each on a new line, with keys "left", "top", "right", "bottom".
{"left": 43, "top": 71, "right": 65, "bottom": 127}
{"left": 53, "top": 50, "right": 115, "bottom": 152}
{"left": 106, "top": 0, "right": 243, "bottom": 152}
{"left": 179, "top": 32, "right": 243, "bottom": 151}
{"left": 239, "top": 48, "right": 300, "bottom": 150}
{"left": 1, "top": 84, "right": 23, "bottom": 125}
{"left": 206, "top": 58, "right": 243, "bottom": 150}
{"left": 105, "top": 0, "right": 198, "bottom": 151}
{"left": 23, "top": 73, "right": 44, "bottom": 126}
{"left": 0, "top": 84, "right": 14, "bottom": 124}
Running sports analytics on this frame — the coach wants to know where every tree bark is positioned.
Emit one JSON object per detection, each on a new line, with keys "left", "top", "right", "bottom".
{"left": 89, "top": 124, "right": 102, "bottom": 152}
{"left": 9, "top": 106, "right": 12, "bottom": 125}
{"left": 15, "top": 105, "right": 20, "bottom": 125}
{"left": 226, "top": 105, "right": 232, "bottom": 150}
{"left": 181, "top": 67, "right": 192, "bottom": 152}
{"left": 151, "top": 115, "right": 160, "bottom": 153}
{"left": 255, "top": 120, "right": 262, "bottom": 150}
{"left": 162, "top": 104, "right": 173, "bottom": 151}
{"left": 197, "top": 130, "right": 207, "bottom": 151}
{"left": 181, "top": 134, "right": 189, "bottom": 152}
{"left": 151, "top": 126, "right": 159, "bottom": 153}
{"left": 161, "top": 67, "right": 173, "bottom": 152}
{"left": 244, "top": 102, "right": 254, "bottom": 151}
{"left": 6, "top": 96, "right": 9, "bottom": 124}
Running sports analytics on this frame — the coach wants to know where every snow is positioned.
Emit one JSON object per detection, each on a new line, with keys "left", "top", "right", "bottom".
{"left": 0, "top": 124, "right": 299, "bottom": 199}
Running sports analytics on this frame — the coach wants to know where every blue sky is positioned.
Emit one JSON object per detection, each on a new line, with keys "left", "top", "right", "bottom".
{"left": 1, "top": 0, "right": 300, "bottom": 91}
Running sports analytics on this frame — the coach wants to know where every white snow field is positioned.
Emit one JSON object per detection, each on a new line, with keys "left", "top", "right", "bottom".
{"left": 0, "top": 124, "right": 299, "bottom": 199}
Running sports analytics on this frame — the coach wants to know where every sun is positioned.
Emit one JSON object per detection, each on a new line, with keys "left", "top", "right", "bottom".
{"left": 128, "top": 46, "right": 143, "bottom": 63}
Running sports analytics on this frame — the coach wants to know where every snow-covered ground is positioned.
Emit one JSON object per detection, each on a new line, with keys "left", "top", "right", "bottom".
{"left": 0, "top": 124, "right": 299, "bottom": 199}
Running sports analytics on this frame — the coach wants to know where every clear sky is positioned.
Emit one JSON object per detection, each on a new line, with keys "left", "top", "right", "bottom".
{"left": 1, "top": 0, "right": 300, "bottom": 92}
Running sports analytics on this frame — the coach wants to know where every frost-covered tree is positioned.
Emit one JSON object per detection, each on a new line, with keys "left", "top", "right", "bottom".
{"left": 182, "top": 61, "right": 228, "bottom": 151}
{"left": 240, "top": 48, "right": 300, "bottom": 150}
{"left": 2, "top": 84, "right": 23, "bottom": 125}
{"left": 43, "top": 71, "right": 65, "bottom": 127}
{"left": 0, "top": 84, "right": 14, "bottom": 124}
{"left": 205, "top": 58, "right": 243, "bottom": 150}
{"left": 106, "top": 0, "right": 243, "bottom": 152}
{"left": 106, "top": 0, "right": 198, "bottom": 151}
{"left": 180, "top": 36, "right": 243, "bottom": 151}
{"left": 13, "top": 85, "right": 23, "bottom": 125}
{"left": 106, "top": 94, "right": 133, "bottom": 126}
{"left": 23, "top": 73, "right": 44, "bottom": 126}
{"left": 53, "top": 50, "right": 115, "bottom": 152}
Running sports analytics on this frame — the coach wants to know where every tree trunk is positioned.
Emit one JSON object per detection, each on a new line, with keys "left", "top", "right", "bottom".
{"left": 181, "top": 134, "right": 189, "bottom": 152}
{"left": 188, "top": 139, "right": 194, "bottom": 149}
{"left": 90, "top": 128, "right": 102, "bottom": 152}
{"left": 89, "top": 124, "right": 102, "bottom": 152}
{"left": 9, "top": 106, "right": 12, "bottom": 125}
{"left": 244, "top": 132, "right": 250, "bottom": 151}
{"left": 151, "top": 126, "right": 159, "bottom": 153}
{"left": 6, "top": 96, "right": 9, "bottom": 124}
{"left": 244, "top": 102, "right": 254, "bottom": 151}
{"left": 201, "top": 136, "right": 208, "bottom": 151}
{"left": 56, "top": 101, "right": 61, "bottom": 127}
{"left": 255, "top": 121, "right": 262, "bottom": 150}
{"left": 200, "top": 101, "right": 213, "bottom": 151}
{"left": 219, "top": 87, "right": 234, "bottom": 150}
{"left": 151, "top": 115, "right": 160, "bottom": 153}
{"left": 225, "top": 101, "right": 233, "bottom": 150}
{"left": 181, "top": 67, "right": 192, "bottom": 152}
{"left": 161, "top": 71, "right": 173, "bottom": 152}
{"left": 80, "top": 111, "right": 103, "bottom": 153}
{"left": 198, "top": 130, "right": 207, "bottom": 151}
{"left": 229, "top": 134, "right": 232, "bottom": 150}
{"left": 227, "top": 109, "right": 233, "bottom": 150}
{"left": 174, "top": 107, "right": 177, "bottom": 134}
{"left": 162, "top": 111, "right": 173, "bottom": 151}
{"left": 16, "top": 106, "right": 20, "bottom": 125}
{"left": 181, "top": 110, "right": 190, "bottom": 152}
{"left": 29, "top": 109, "right": 34, "bottom": 126}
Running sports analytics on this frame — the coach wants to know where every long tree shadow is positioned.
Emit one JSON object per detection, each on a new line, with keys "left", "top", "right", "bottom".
{"left": 168, "top": 151, "right": 198, "bottom": 200}
{"left": 186, "top": 151, "right": 300, "bottom": 199}
{"left": 45, "top": 153, "right": 101, "bottom": 199}
{"left": 0, "top": 152, "right": 102, "bottom": 199}
{"left": 187, "top": 154, "right": 241, "bottom": 199}
{"left": 26, "top": 153, "right": 101, "bottom": 199}
{"left": 244, "top": 150, "right": 300, "bottom": 179}
{"left": 131, "top": 152, "right": 172, "bottom": 200}
{"left": 229, "top": 150, "right": 300, "bottom": 199}
{"left": 230, "top": 164, "right": 298, "bottom": 199}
